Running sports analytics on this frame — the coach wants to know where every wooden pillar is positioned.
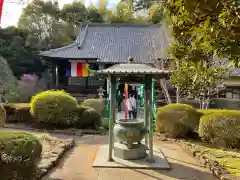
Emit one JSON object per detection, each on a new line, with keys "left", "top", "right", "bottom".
{"left": 55, "top": 65, "right": 59, "bottom": 89}
{"left": 144, "top": 75, "right": 150, "bottom": 146}
{"left": 148, "top": 77, "right": 154, "bottom": 163}
{"left": 85, "top": 61, "right": 89, "bottom": 90}
{"left": 108, "top": 75, "right": 116, "bottom": 162}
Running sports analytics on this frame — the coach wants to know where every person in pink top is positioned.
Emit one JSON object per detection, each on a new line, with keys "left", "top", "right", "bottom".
{"left": 126, "top": 94, "right": 137, "bottom": 119}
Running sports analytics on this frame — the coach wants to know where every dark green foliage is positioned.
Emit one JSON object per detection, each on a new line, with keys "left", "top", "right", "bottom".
{"left": 82, "top": 98, "right": 105, "bottom": 117}
{"left": 30, "top": 90, "right": 78, "bottom": 126}
{"left": 0, "top": 132, "right": 42, "bottom": 180}
{"left": 76, "top": 106, "right": 101, "bottom": 129}
{"left": 3, "top": 103, "right": 32, "bottom": 123}
{"left": 0, "top": 104, "right": 6, "bottom": 126}
{"left": 156, "top": 104, "right": 202, "bottom": 138}
{"left": 0, "top": 27, "right": 45, "bottom": 78}
{"left": 199, "top": 110, "right": 240, "bottom": 148}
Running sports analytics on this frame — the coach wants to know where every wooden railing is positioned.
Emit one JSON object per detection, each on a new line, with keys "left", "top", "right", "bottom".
{"left": 68, "top": 77, "right": 105, "bottom": 87}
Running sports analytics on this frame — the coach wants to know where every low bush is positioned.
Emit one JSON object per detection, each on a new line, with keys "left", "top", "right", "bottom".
{"left": 76, "top": 106, "right": 101, "bottom": 129}
{"left": 3, "top": 103, "right": 32, "bottom": 123}
{"left": 156, "top": 104, "right": 202, "bottom": 138}
{"left": 82, "top": 98, "right": 105, "bottom": 117}
{"left": 30, "top": 90, "right": 79, "bottom": 126}
{"left": 198, "top": 109, "right": 225, "bottom": 116}
{"left": 0, "top": 104, "right": 6, "bottom": 126}
{"left": 0, "top": 131, "right": 42, "bottom": 180}
{"left": 76, "top": 105, "right": 89, "bottom": 118}
{"left": 199, "top": 110, "right": 240, "bottom": 148}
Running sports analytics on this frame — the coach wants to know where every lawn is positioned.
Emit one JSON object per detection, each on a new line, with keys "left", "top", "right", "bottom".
{"left": 187, "top": 140, "right": 240, "bottom": 176}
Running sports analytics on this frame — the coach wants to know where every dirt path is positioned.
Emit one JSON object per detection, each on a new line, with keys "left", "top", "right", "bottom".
{"left": 42, "top": 135, "right": 217, "bottom": 180}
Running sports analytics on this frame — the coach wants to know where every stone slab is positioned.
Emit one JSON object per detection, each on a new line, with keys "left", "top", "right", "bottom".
{"left": 114, "top": 142, "right": 147, "bottom": 160}
{"left": 93, "top": 144, "right": 171, "bottom": 169}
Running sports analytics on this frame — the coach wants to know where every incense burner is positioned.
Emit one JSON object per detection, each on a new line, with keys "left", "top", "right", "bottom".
{"left": 114, "top": 119, "right": 147, "bottom": 149}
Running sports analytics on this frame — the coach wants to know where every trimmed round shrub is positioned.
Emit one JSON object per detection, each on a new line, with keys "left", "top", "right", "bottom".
{"left": 156, "top": 104, "right": 201, "bottom": 138}
{"left": 156, "top": 110, "right": 165, "bottom": 133}
{"left": 30, "top": 90, "right": 78, "bottom": 126}
{"left": 76, "top": 105, "right": 89, "bottom": 117}
{"left": 82, "top": 98, "right": 105, "bottom": 117}
{"left": 76, "top": 106, "right": 101, "bottom": 129}
{"left": 0, "top": 104, "right": 6, "bottom": 127}
{"left": 199, "top": 110, "right": 240, "bottom": 148}
{"left": 0, "top": 132, "right": 42, "bottom": 180}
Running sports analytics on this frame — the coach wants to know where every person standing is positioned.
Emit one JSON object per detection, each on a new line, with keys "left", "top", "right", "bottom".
{"left": 126, "top": 94, "right": 137, "bottom": 119}
{"left": 131, "top": 94, "right": 137, "bottom": 119}
{"left": 126, "top": 95, "right": 133, "bottom": 119}
{"left": 117, "top": 90, "right": 122, "bottom": 112}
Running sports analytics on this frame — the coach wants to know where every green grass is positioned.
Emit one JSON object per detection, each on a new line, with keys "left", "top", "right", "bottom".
{"left": 204, "top": 148, "right": 240, "bottom": 175}
{"left": 189, "top": 140, "right": 240, "bottom": 176}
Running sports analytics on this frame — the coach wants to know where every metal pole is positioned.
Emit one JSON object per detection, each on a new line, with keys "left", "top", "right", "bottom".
{"left": 144, "top": 76, "right": 149, "bottom": 146}
{"left": 108, "top": 76, "right": 116, "bottom": 162}
{"left": 148, "top": 78, "right": 154, "bottom": 163}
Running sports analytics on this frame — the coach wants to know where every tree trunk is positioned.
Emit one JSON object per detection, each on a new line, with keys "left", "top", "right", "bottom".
{"left": 175, "top": 60, "right": 180, "bottom": 103}
{"left": 199, "top": 97, "right": 210, "bottom": 110}
{"left": 160, "top": 78, "right": 172, "bottom": 104}
{"left": 176, "top": 87, "right": 180, "bottom": 103}
{"left": 199, "top": 98, "right": 205, "bottom": 110}
{"left": 202, "top": 100, "right": 205, "bottom": 110}
{"left": 204, "top": 98, "right": 210, "bottom": 110}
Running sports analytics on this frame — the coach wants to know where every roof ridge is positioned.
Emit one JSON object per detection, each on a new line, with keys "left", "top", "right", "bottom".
{"left": 40, "top": 25, "right": 89, "bottom": 56}
{"left": 77, "top": 24, "right": 89, "bottom": 49}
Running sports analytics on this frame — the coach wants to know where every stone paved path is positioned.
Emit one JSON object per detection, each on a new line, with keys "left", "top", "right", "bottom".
{"left": 42, "top": 135, "right": 217, "bottom": 180}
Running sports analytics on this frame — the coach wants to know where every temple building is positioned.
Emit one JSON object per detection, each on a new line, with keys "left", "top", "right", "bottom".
{"left": 39, "top": 23, "right": 172, "bottom": 100}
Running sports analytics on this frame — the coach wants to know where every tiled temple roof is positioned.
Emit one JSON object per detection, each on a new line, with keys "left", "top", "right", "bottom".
{"left": 39, "top": 23, "right": 172, "bottom": 63}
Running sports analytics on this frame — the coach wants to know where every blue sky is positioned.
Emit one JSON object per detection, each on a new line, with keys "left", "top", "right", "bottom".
{"left": 1, "top": 0, "right": 120, "bottom": 28}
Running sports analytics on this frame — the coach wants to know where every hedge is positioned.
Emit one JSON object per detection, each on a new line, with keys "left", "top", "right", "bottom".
{"left": 3, "top": 103, "right": 32, "bottom": 123}
{"left": 0, "top": 132, "right": 42, "bottom": 180}
{"left": 76, "top": 106, "right": 101, "bottom": 129}
{"left": 30, "top": 90, "right": 79, "bottom": 126}
{"left": 198, "top": 109, "right": 226, "bottom": 116}
{"left": 82, "top": 98, "right": 105, "bottom": 117}
{"left": 156, "top": 104, "right": 202, "bottom": 138}
{"left": 199, "top": 110, "right": 240, "bottom": 148}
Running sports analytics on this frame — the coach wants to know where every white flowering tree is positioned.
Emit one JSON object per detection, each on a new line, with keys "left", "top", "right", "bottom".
{"left": 0, "top": 57, "right": 20, "bottom": 102}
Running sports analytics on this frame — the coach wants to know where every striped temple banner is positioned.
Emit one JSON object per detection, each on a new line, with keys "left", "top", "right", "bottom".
{"left": 66, "top": 62, "right": 89, "bottom": 77}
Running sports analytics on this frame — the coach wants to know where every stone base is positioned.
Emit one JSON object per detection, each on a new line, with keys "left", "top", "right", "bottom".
{"left": 114, "top": 142, "right": 147, "bottom": 160}
{"left": 93, "top": 144, "right": 171, "bottom": 169}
